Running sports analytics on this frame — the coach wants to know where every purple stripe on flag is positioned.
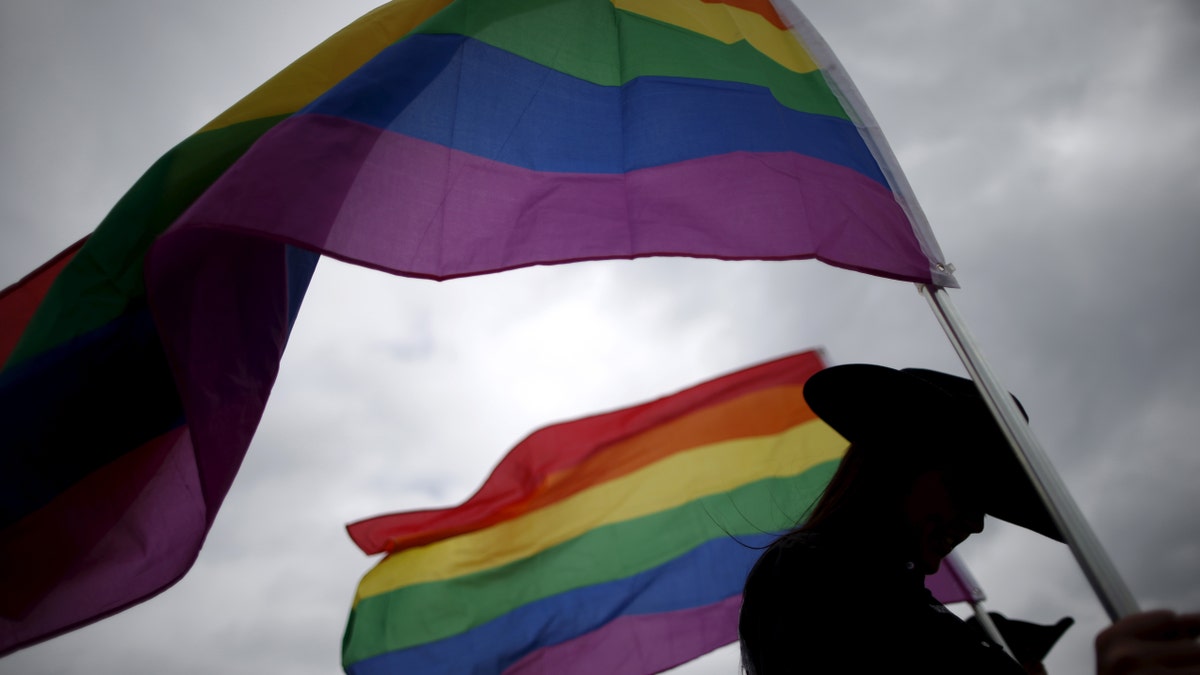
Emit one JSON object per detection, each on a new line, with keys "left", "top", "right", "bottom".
{"left": 0, "top": 429, "right": 205, "bottom": 653}
{"left": 146, "top": 232, "right": 296, "bottom": 516}
{"left": 926, "top": 553, "right": 985, "bottom": 605}
{"left": 172, "top": 114, "right": 934, "bottom": 284}
{"left": 502, "top": 595, "right": 742, "bottom": 675}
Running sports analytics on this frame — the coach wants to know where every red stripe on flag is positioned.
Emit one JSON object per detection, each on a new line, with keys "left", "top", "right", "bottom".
{"left": 347, "top": 351, "right": 826, "bottom": 555}
{"left": 0, "top": 236, "right": 87, "bottom": 367}
{"left": 701, "top": 0, "right": 789, "bottom": 30}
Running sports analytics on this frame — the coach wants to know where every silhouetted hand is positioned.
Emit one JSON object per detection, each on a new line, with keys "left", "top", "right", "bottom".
{"left": 1096, "top": 610, "right": 1200, "bottom": 674}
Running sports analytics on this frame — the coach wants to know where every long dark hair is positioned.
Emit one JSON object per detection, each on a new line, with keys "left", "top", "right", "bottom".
{"left": 796, "top": 441, "right": 917, "bottom": 537}
{"left": 739, "top": 442, "right": 921, "bottom": 674}
{"left": 768, "top": 439, "right": 926, "bottom": 550}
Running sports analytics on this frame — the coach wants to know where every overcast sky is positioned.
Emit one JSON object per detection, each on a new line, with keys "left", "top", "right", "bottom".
{"left": 2, "top": 1, "right": 1198, "bottom": 674}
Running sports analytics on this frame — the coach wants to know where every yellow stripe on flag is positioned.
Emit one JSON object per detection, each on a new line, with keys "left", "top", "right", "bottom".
{"left": 199, "top": 0, "right": 452, "bottom": 133}
{"left": 614, "top": 0, "right": 819, "bottom": 74}
{"left": 355, "top": 418, "right": 846, "bottom": 603}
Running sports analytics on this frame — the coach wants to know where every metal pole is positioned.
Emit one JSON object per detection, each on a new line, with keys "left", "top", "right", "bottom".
{"left": 918, "top": 283, "right": 1139, "bottom": 620}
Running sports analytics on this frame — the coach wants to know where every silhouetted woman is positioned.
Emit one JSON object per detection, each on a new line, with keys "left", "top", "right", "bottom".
{"left": 738, "top": 365, "right": 1200, "bottom": 674}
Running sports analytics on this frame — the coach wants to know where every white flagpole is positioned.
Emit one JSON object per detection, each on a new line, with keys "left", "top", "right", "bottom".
{"left": 969, "top": 602, "right": 1016, "bottom": 661}
{"left": 918, "top": 283, "right": 1139, "bottom": 620}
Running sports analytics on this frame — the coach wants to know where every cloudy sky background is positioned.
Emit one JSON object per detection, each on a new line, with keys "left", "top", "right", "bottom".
{"left": 2, "top": 1, "right": 1198, "bottom": 673}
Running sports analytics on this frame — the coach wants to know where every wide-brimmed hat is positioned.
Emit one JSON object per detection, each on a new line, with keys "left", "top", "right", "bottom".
{"left": 803, "top": 364, "right": 1063, "bottom": 541}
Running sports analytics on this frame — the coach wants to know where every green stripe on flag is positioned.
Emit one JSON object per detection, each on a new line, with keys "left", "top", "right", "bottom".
{"left": 343, "top": 460, "right": 837, "bottom": 663}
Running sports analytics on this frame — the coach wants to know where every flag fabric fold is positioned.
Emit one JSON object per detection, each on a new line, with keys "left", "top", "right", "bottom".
{"left": 2, "top": 0, "right": 952, "bottom": 654}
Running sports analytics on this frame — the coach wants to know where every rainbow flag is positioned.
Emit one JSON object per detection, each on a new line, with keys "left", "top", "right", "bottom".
{"left": 343, "top": 351, "right": 842, "bottom": 673}
{"left": 1, "top": 0, "right": 951, "bottom": 654}
{"left": 343, "top": 352, "right": 988, "bottom": 673}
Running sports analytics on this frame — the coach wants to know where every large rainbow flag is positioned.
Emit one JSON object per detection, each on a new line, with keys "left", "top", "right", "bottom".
{"left": 1, "top": 0, "right": 952, "bottom": 655}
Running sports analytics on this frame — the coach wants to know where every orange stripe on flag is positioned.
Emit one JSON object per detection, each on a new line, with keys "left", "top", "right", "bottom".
{"left": 702, "top": 0, "right": 789, "bottom": 30}
{"left": 384, "top": 384, "right": 814, "bottom": 553}
{"left": 347, "top": 351, "right": 827, "bottom": 555}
